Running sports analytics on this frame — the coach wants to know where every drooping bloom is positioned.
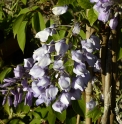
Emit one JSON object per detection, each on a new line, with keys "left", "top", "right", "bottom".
{"left": 13, "top": 65, "right": 25, "bottom": 78}
{"left": 53, "top": 60, "right": 64, "bottom": 71}
{"left": 52, "top": 6, "right": 68, "bottom": 16}
{"left": 37, "top": 54, "right": 51, "bottom": 68}
{"left": 109, "top": 17, "right": 118, "bottom": 30}
{"left": 55, "top": 39, "right": 69, "bottom": 56}
{"left": 58, "top": 76, "right": 71, "bottom": 92}
{"left": 73, "top": 62, "right": 87, "bottom": 76}
{"left": 29, "top": 64, "right": 45, "bottom": 79}
{"left": 71, "top": 50, "right": 85, "bottom": 63}
{"left": 94, "top": 59, "right": 101, "bottom": 72}
{"left": 52, "top": 100, "right": 68, "bottom": 113}
{"left": 24, "top": 58, "right": 34, "bottom": 69}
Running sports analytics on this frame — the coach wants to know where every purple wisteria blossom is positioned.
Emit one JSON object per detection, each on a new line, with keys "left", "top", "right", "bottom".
{"left": 55, "top": 39, "right": 69, "bottom": 56}
{"left": 52, "top": 6, "right": 68, "bottom": 16}
{"left": 29, "top": 64, "right": 45, "bottom": 79}
{"left": 58, "top": 76, "right": 71, "bottom": 92}
{"left": 109, "top": 17, "right": 118, "bottom": 30}
{"left": 53, "top": 60, "right": 64, "bottom": 71}
{"left": 14, "top": 65, "right": 25, "bottom": 78}
{"left": 86, "top": 99, "right": 96, "bottom": 110}
{"left": 24, "top": 58, "right": 34, "bottom": 69}
{"left": 52, "top": 100, "right": 68, "bottom": 113}
{"left": 72, "top": 23, "right": 80, "bottom": 35}
{"left": 71, "top": 50, "right": 85, "bottom": 63}
{"left": 35, "top": 24, "right": 57, "bottom": 42}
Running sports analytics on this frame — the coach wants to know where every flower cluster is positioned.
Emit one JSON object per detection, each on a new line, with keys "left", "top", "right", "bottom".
{"left": 0, "top": 5, "right": 101, "bottom": 113}
{"left": 90, "top": 0, "right": 120, "bottom": 29}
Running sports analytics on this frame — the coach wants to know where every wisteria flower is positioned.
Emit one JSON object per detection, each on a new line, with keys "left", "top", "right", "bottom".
{"left": 37, "top": 76, "right": 50, "bottom": 88}
{"left": 24, "top": 58, "right": 34, "bottom": 69}
{"left": 46, "top": 85, "right": 58, "bottom": 100}
{"left": 109, "top": 17, "right": 118, "bottom": 30}
{"left": 52, "top": 6, "right": 68, "bottom": 16}
{"left": 29, "top": 64, "right": 45, "bottom": 79}
{"left": 71, "top": 50, "right": 85, "bottom": 63}
{"left": 33, "top": 45, "right": 48, "bottom": 61}
{"left": 35, "top": 29, "right": 50, "bottom": 42}
{"left": 73, "top": 62, "right": 87, "bottom": 76}
{"left": 52, "top": 100, "right": 68, "bottom": 113}
{"left": 70, "top": 89, "right": 81, "bottom": 100}
{"left": 58, "top": 76, "right": 71, "bottom": 91}
{"left": 37, "top": 54, "right": 51, "bottom": 68}
{"left": 55, "top": 39, "right": 69, "bottom": 56}
{"left": 72, "top": 76, "right": 87, "bottom": 91}
{"left": 94, "top": 59, "right": 101, "bottom": 72}
{"left": 53, "top": 60, "right": 64, "bottom": 71}
{"left": 14, "top": 65, "right": 25, "bottom": 78}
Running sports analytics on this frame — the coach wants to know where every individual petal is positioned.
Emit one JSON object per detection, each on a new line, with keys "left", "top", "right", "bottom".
{"left": 13, "top": 65, "right": 24, "bottom": 78}
{"left": 53, "top": 60, "right": 64, "bottom": 71}
{"left": 2, "top": 96, "right": 7, "bottom": 105}
{"left": 90, "top": 0, "right": 99, "bottom": 3}
{"left": 37, "top": 54, "right": 51, "bottom": 68}
{"left": 71, "top": 50, "right": 85, "bottom": 63}
{"left": 29, "top": 64, "right": 45, "bottom": 78}
{"left": 32, "top": 81, "right": 42, "bottom": 96}
{"left": 24, "top": 58, "right": 34, "bottom": 68}
{"left": 72, "top": 23, "right": 80, "bottom": 35}
{"left": 8, "top": 96, "right": 13, "bottom": 106}
{"left": 85, "top": 52, "right": 97, "bottom": 67}
{"left": 25, "top": 91, "right": 33, "bottom": 106}
{"left": 52, "top": 6, "right": 68, "bottom": 16}
{"left": 98, "top": 9, "right": 110, "bottom": 23}
{"left": 37, "top": 76, "right": 50, "bottom": 88}
{"left": 72, "top": 76, "right": 86, "bottom": 91}
{"left": 109, "top": 17, "right": 118, "bottom": 30}
{"left": 46, "top": 85, "right": 58, "bottom": 100}
{"left": 60, "top": 93, "right": 71, "bottom": 105}
{"left": 35, "top": 30, "right": 50, "bottom": 42}
{"left": 36, "top": 98, "right": 45, "bottom": 106}
{"left": 81, "top": 39, "right": 94, "bottom": 53}
{"left": 58, "top": 76, "right": 71, "bottom": 91}
{"left": 73, "top": 62, "right": 87, "bottom": 76}
{"left": 55, "top": 39, "right": 69, "bottom": 56}
{"left": 52, "top": 100, "right": 68, "bottom": 113}
{"left": 48, "top": 40, "right": 55, "bottom": 53}
{"left": 33, "top": 45, "right": 48, "bottom": 61}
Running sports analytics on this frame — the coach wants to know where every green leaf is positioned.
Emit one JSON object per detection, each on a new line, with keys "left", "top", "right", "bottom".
{"left": 3, "top": 100, "right": 12, "bottom": 118}
{"left": 77, "top": 0, "right": 92, "bottom": 9}
{"left": 47, "top": 106, "right": 56, "bottom": 124}
{"left": 33, "top": 112, "right": 41, "bottom": 119}
{"left": 16, "top": 102, "right": 30, "bottom": 114}
{"left": 57, "top": 0, "right": 75, "bottom": 5}
{"left": 21, "top": 0, "right": 27, "bottom": 5}
{"left": 9, "top": 119, "right": 25, "bottom": 124}
{"left": 59, "top": 30, "right": 66, "bottom": 39}
{"left": 29, "top": 119, "right": 41, "bottom": 124}
{"left": 0, "top": 67, "right": 12, "bottom": 83}
{"left": 66, "top": 116, "right": 76, "bottom": 124}
{"left": 35, "top": 106, "right": 48, "bottom": 118}
{"left": 32, "top": 12, "right": 45, "bottom": 32}
{"left": 17, "top": 21, "right": 28, "bottom": 53}
{"left": 71, "top": 97, "right": 86, "bottom": 117}
{"left": 117, "top": 29, "right": 122, "bottom": 60}
{"left": 13, "top": 14, "right": 25, "bottom": 37}
{"left": 55, "top": 110, "right": 66, "bottom": 122}
{"left": 87, "top": 8, "right": 98, "bottom": 26}
{"left": 19, "top": 8, "right": 30, "bottom": 15}
{"left": 38, "top": 12, "right": 46, "bottom": 30}
{"left": 79, "top": 30, "right": 86, "bottom": 39}
{"left": 86, "top": 106, "right": 102, "bottom": 123}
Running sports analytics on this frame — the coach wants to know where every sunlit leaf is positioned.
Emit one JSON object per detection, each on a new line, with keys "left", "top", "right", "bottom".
{"left": 21, "top": 0, "right": 27, "bottom": 5}
{"left": 17, "top": 21, "right": 28, "bottom": 53}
